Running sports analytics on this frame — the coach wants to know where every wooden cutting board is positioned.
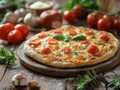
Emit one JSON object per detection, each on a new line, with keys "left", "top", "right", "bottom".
{"left": 17, "top": 43, "right": 120, "bottom": 77}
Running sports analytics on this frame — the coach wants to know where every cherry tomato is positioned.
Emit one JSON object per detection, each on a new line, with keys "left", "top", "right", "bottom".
{"left": 7, "top": 30, "right": 23, "bottom": 44}
{"left": 38, "top": 32, "right": 47, "bottom": 38}
{"left": 30, "top": 41, "right": 41, "bottom": 48}
{"left": 69, "top": 28, "right": 77, "bottom": 36}
{"left": 63, "top": 10, "right": 76, "bottom": 22}
{"left": 103, "top": 15, "right": 115, "bottom": 27}
{"left": 0, "top": 23, "right": 14, "bottom": 40}
{"left": 87, "top": 45, "right": 99, "bottom": 54}
{"left": 48, "top": 38, "right": 58, "bottom": 45}
{"left": 100, "top": 34, "right": 109, "bottom": 41}
{"left": 15, "top": 24, "right": 29, "bottom": 39}
{"left": 73, "top": 5, "right": 85, "bottom": 18}
{"left": 41, "top": 48, "right": 51, "bottom": 54}
{"left": 53, "top": 29, "right": 62, "bottom": 34}
{"left": 85, "top": 29, "right": 94, "bottom": 35}
{"left": 87, "top": 12, "right": 103, "bottom": 28}
{"left": 62, "top": 47, "right": 71, "bottom": 54}
{"left": 113, "top": 19, "right": 120, "bottom": 31}
{"left": 97, "top": 17, "right": 112, "bottom": 31}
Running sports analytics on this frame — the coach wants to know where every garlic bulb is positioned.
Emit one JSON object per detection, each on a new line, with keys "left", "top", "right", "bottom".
{"left": 11, "top": 74, "right": 27, "bottom": 86}
{"left": 24, "top": 13, "right": 39, "bottom": 27}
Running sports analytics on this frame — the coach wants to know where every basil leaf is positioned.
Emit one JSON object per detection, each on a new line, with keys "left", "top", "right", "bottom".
{"left": 72, "top": 34, "right": 86, "bottom": 41}
{"left": 53, "top": 34, "right": 65, "bottom": 41}
{"left": 64, "top": 36, "right": 71, "bottom": 42}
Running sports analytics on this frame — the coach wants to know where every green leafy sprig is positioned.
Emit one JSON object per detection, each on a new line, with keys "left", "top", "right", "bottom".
{"left": 75, "top": 71, "right": 99, "bottom": 90}
{"left": 108, "top": 75, "right": 120, "bottom": 90}
{"left": 0, "top": 48, "right": 16, "bottom": 65}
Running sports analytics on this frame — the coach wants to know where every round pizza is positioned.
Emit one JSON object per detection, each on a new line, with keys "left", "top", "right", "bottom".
{"left": 24, "top": 25, "right": 119, "bottom": 68}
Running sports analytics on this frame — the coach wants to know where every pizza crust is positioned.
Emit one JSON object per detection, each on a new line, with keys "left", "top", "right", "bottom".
{"left": 24, "top": 25, "right": 119, "bottom": 68}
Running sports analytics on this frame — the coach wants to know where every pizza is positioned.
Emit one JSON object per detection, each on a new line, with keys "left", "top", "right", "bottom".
{"left": 24, "top": 25, "right": 119, "bottom": 68}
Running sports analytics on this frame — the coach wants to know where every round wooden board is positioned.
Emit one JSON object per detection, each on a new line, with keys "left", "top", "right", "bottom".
{"left": 17, "top": 43, "right": 120, "bottom": 77}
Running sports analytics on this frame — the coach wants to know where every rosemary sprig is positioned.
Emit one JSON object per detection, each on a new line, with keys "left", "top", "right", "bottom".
{"left": 75, "top": 70, "right": 99, "bottom": 90}
{"left": 0, "top": 48, "right": 16, "bottom": 65}
{"left": 108, "top": 75, "right": 120, "bottom": 90}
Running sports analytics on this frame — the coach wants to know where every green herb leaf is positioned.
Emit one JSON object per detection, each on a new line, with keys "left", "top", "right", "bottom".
{"left": 0, "top": 48, "right": 16, "bottom": 65}
{"left": 72, "top": 34, "right": 86, "bottom": 41}
{"left": 75, "top": 71, "right": 98, "bottom": 90}
{"left": 64, "top": 36, "right": 71, "bottom": 42}
{"left": 53, "top": 34, "right": 65, "bottom": 41}
{"left": 108, "top": 75, "right": 120, "bottom": 90}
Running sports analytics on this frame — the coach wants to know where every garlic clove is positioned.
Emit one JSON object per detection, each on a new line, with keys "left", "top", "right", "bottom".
{"left": 12, "top": 74, "right": 27, "bottom": 87}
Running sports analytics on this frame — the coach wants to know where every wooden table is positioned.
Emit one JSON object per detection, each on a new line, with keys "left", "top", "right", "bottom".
{"left": 1, "top": 0, "right": 120, "bottom": 90}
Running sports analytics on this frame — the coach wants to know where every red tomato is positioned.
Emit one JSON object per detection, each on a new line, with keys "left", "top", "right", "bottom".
{"left": 97, "top": 17, "right": 112, "bottom": 31}
{"left": 87, "top": 45, "right": 99, "bottom": 54}
{"left": 41, "top": 48, "right": 51, "bottom": 54}
{"left": 84, "top": 29, "right": 94, "bottom": 35}
{"left": 7, "top": 30, "right": 23, "bottom": 44}
{"left": 48, "top": 38, "right": 58, "bottom": 45}
{"left": 0, "top": 23, "right": 14, "bottom": 40}
{"left": 113, "top": 19, "right": 120, "bottom": 31}
{"left": 53, "top": 29, "right": 62, "bottom": 34}
{"left": 100, "top": 34, "right": 109, "bottom": 41}
{"left": 15, "top": 24, "right": 29, "bottom": 39}
{"left": 87, "top": 12, "right": 103, "bottom": 28}
{"left": 103, "top": 15, "right": 115, "bottom": 27}
{"left": 62, "top": 47, "right": 71, "bottom": 54}
{"left": 69, "top": 28, "right": 77, "bottom": 36}
{"left": 30, "top": 41, "right": 41, "bottom": 48}
{"left": 38, "top": 32, "right": 46, "bottom": 38}
{"left": 73, "top": 5, "right": 85, "bottom": 18}
{"left": 63, "top": 10, "right": 76, "bottom": 22}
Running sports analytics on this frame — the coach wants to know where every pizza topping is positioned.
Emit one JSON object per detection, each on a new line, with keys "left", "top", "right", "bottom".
{"left": 72, "top": 34, "right": 86, "bottom": 41}
{"left": 53, "top": 29, "right": 62, "bottom": 34}
{"left": 79, "top": 40, "right": 89, "bottom": 44}
{"left": 53, "top": 34, "right": 65, "bottom": 40}
{"left": 41, "top": 48, "right": 51, "bottom": 54}
{"left": 30, "top": 41, "right": 41, "bottom": 48}
{"left": 100, "top": 34, "right": 109, "bottom": 41}
{"left": 62, "top": 47, "right": 71, "bottom": 54}
{"left": 69, "top": 29, "right": 77, "bottom": 36}
{"left": 85, "top": 29, "right": 94, "bottom": 35}
{"left": 38, "top": 32, "right": 46, "bottom": 38}
{"left": 87, "top": 45, "right": 99, "bottom": 54}
{"left": 48, "top": 38, "right": 58, "bottom": 45}
{"left": 64, "top": 36, "right": 71, "bottom": 42}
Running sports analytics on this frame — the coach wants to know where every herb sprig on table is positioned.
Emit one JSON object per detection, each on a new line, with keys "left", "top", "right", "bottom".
{"left": 75, "top": 71, "right": 99, "bottom": 90}
{"left": 0, "top": 48, "right": 16, "bottom": 65}
{"left": 75, "top": 70, "right": 120, "bottom": 90}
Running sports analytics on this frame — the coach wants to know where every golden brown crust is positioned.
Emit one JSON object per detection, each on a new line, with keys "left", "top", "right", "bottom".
{"left": 24, "top": 25, "right": 119, "bottom": 68}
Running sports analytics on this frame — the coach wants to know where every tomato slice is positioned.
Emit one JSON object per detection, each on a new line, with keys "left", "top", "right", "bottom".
{"left": 87, "top": 45, "right": 99, "bottom": 54}
{"left": 100, "top": 34, "right": 109, "bottom": 41}
{"left": 79, "top": 40, "right": 89, "bottom": 44}
{"left": 30, "top": 41, "right": 41, "bottom": 47}
{"left": 62, "top": 47, "right": 71, "bottom": 54}
{"left": 53, "top": 29, "right": 62, "bottom": 34}
{"left": 38, "top": 32, "right": 46, "bottom": 38}
{"left": 48, "top": 38, "right": 58, "bottom": 45}
{"left": 41, "top": 48, "right": 51, "bottom": 54}
{"left": 85, "top": 29, "right": 94, "bottom": 35}
{"left": 69, "top": 29, "right": 77, "bottom": 36}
